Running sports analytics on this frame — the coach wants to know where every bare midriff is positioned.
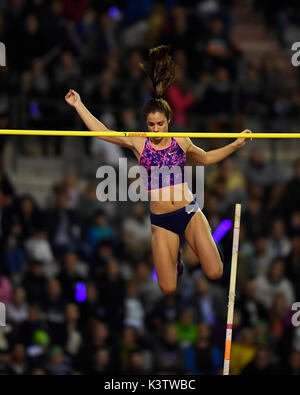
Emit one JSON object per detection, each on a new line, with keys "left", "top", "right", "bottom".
{"left": 149, "top": 182, "right": 194, "bottom": 214}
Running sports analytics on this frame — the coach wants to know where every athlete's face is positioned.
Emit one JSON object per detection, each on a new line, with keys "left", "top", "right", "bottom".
{"left": 146, "top": 112, "right": 169, "bottom": 133}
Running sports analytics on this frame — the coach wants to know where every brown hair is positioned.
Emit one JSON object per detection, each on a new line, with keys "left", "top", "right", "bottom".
{"left": 139, "top": 45, "right": 177, "bottom": 122}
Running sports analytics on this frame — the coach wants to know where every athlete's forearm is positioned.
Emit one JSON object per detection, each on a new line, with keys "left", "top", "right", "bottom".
{"left": 74, "top": 102, "right": 109, "bottom": 132}
{"left": 73, "top": 101, "right": 134, "bottom": 148}
{"left": 205, "top": 142, "right": 238, "bottom": 166}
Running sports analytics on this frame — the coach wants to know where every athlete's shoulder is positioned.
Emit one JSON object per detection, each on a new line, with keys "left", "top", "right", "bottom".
{"left": 131, "top": 136, "right": 147, "bottom": 150}
{"left": 174, "top": 137, "right": 191, "bottom": 152}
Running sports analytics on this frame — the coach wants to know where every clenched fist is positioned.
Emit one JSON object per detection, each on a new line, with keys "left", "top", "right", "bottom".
{"left": 233, "top": 129, "right": 252, "bottom": 149}
{"left": 65, "top": 89, "right": 81, "bottom": 108}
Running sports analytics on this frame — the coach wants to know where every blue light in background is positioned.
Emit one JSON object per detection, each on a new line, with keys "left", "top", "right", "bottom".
{"left": 212, "top": 219, "right": 232, "bottom": 242}
{"left": 108, "top": 6, "right": 121, "bottom": 20}
{"left": 152, "top": 268, "right": 158, "bottom": 282}
{"left": 75, "top": 283, "right": 86, "bottom": 303}
{"left": 29, "top": 102, "right": 40, "bottom": 118}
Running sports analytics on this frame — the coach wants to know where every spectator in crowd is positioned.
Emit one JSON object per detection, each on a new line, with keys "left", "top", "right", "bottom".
{"left": 125, "top": 350, "right": 151, "bottom": 374}
{"left": 6, "top": 287, "right": 29, "bottom": 328}
{"left": 135, "top": 261, "right": 162, "bottom": 314}
{"left": 79, "top": 183, "right": 103, "bottom": 222}
{"left": 46, "top": 188, "right": 83, "bottom": 257}
{"left": 122, "top": 202, "right": 152, "bottom": 257}
{"left": 230, "top": 328, "right": 257, "bottom": 375}
{"left": 254, "top": 257, "right": 295, "bottom": 310}
{"left": 90, "top": 240, "right": 116, "bottom": 276}
{"left": 58, "top": 251, "right": 88, "bottom": 301}
{"left": 162, "top": 5, "right": 194, "bottom": 55}
{"left": 2, "top": 215, "right": 26, "bottom": 281}
{"left": 154, "top": 323, "right": 185, "bottom": 374}
{"left": 46, "top": 345, "right": 72, "bottom": 375}
{"left": 174, "top": 309, "right": 197, "bottom": 348}
{"left": 236, "top": 278, "right": 268, "bottom": 328}
{"left": 183, "top": 321, "right": 223, "bottom": 375}
{"left": 241, "top": 346, "right": 279, "bottom": 375}
{"left": 27, "top": 329, "right": 51, "bottom": 370}
{"left": 54, "top": 51, "right": 81, "bottom": 96}
{"left": 30, "top": 58, "right": 50, "bottom": 97}
{"left": 119, "top": 326, "right": 139, "bottom": 371}
{"left": 89, "top": 347, "right": 112, "bottom": 375}
{"left": 285, "top": 235, "right": 300, "bottom": 299}
{"left": 87, "top": 210, "right": 119, "bottom": 250}
{"left": 5, "top": 343, "right": 28, "bottom": 375}
{"left": 165, "top": 68, "right": 195, "bottom": 127}
{"left": 22, "top": 260, "right": 47, "bottom": 304}
{"left": 268, "top": 292, "right": 292, "bottom": 346}
{"left": 249, "top": 236, "right": 275, "bottom": 277}
{"left": 63, "top": 0, "right": 90, "bottom": 24}
{"left": 78, "top": 281, "right": 106, "bottom": 325}
{"left": 63, "top": 303, "right": 83, "bottom": 359}
{"left": 25, "top": 230, "right": 58, "bottom": 278}
{"left": 281, "top": 350, "right": 300, "bottom": 375}
{"left": 283, "top": 158, "right": 300, "bottom": 217}
{"left": 265, "top": 218, "right": 292, "bottom": 261}
{"left": 0, "top": 156, "right": 15, "bottom": 202}
{"left": 41, "top": 278, "right": 66, "bottom": 345}
{"left": 62, "top": 172, "right": 81, "bottom": 210}
{"left": 203, "top": 16, "right": 241, "bottom": 78}
{"left": 188, "top": 274, "right": 227, "bottom": 326}
{"left": 18, "top": 304, "right": 44, "bottom": 347}
{"left": 14, "top": 195, "right": 44, "bottom": 239}
{"left": 239, "top": 64, "right": 263, "bottom": 116}
{"left": 118, "top": 325, "right": 153, "bottom": 373}
{"left": 204, "top": 67, "right": 234, "bottom": 117}
{"left": 150, "top": 293, "right": 179, "bottom": 332}
{"left": 0, "top": 272, "right": 12, "bottom": 304}
{"left": 30, "top": 367, "right": 46, "bottom": 375}
{"left": 96, "top": 258, "right": 125, "bottom": 332}
{"left": 77, "top": 319, "right": 114, "bottom": 373}
{"left": 206, "top": 157, "right": 246, "bottom": 194}
{"left": 245, "top": 151, "right": 285, "bottom": 189}
{"left": 19, "top": 14, "right": 48, "bottom": 70}
{"left": 124, "top": 279, "right": 145, "bottom": 331}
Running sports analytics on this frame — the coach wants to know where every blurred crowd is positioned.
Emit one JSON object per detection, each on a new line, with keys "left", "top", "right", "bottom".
{"left": 0, "top": 0, "right": 299, "bottom": 156}
{"left": 0, "top": 0, "right": 299, "bottom": 376}
{"left": 0, "top": 150, "right": 299, "bottom": 375}
{"left": 253, "top": 0, "right": 300, "bottom": 48}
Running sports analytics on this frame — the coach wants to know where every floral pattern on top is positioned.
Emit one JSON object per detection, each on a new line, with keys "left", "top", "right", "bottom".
{"left": 139, "top": 137, "right": 186, "bottom": 191}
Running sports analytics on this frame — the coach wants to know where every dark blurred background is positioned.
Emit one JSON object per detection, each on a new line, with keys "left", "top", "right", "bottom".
{"left": 0, "top": 0, "right": 299, "bottom": 375}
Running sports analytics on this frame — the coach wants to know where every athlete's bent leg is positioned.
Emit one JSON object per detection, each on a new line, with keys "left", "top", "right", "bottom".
{"left": 151, "top": 225, "right": 180, "bottom": 294}
{"left": 184, "top": 210, "right": 223, "bottom": 280}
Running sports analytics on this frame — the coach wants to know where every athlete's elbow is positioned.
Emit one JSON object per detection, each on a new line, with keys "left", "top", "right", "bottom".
{"left": 203, "top": 153, "right": 210, "bottom": 166}
{"left": 201, "top": 159, "right": 210, "bottom": 166}
{"left": 195, "top": 157, "right": 208, "bottom": 166}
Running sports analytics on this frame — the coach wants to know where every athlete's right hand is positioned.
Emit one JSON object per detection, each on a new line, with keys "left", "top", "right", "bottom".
{"left": 65, "top": 89, "right": 81, "bottom": 108}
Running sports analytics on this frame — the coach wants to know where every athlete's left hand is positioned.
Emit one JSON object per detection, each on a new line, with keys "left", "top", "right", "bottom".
{"left": 233, "top": 129, "right": 252, "bottom": 149}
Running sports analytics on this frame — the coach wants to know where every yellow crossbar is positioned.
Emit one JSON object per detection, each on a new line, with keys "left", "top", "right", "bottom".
{"left": 0, "top": 130, "right": 299, "bottom": 138}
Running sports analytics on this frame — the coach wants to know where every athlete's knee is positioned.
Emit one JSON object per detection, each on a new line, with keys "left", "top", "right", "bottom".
{"left": 206, "top": 262, "right": 223, "bottom": 280}
{"left": 159, "top": 283, "right": 176, "bottom": 295}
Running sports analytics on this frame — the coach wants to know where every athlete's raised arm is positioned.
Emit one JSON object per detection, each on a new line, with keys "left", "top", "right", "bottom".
{"left": 65, "top": 89, "right": 134, "bottom": 149}
{"left": 185, "top": 130, "right": 252, "bottom": 166}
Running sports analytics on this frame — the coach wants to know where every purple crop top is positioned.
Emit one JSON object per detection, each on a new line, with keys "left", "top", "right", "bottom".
{"left": 139, "top": 137, "right": 186, "bottom": 191}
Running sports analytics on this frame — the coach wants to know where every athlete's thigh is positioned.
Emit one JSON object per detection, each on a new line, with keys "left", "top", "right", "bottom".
{"left": 184, "top": 210, "right": 222, "bottom": 277}
{"left": 151, "top": 224, "right": 180, "bottom": 293}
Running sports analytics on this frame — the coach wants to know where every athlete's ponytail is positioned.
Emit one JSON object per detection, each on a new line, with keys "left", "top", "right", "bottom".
{"left": 140, "top": 45, "right": 177, "bottom": 122}
{"left": 139, "top": 45, "right": 177, "bottom": 97}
